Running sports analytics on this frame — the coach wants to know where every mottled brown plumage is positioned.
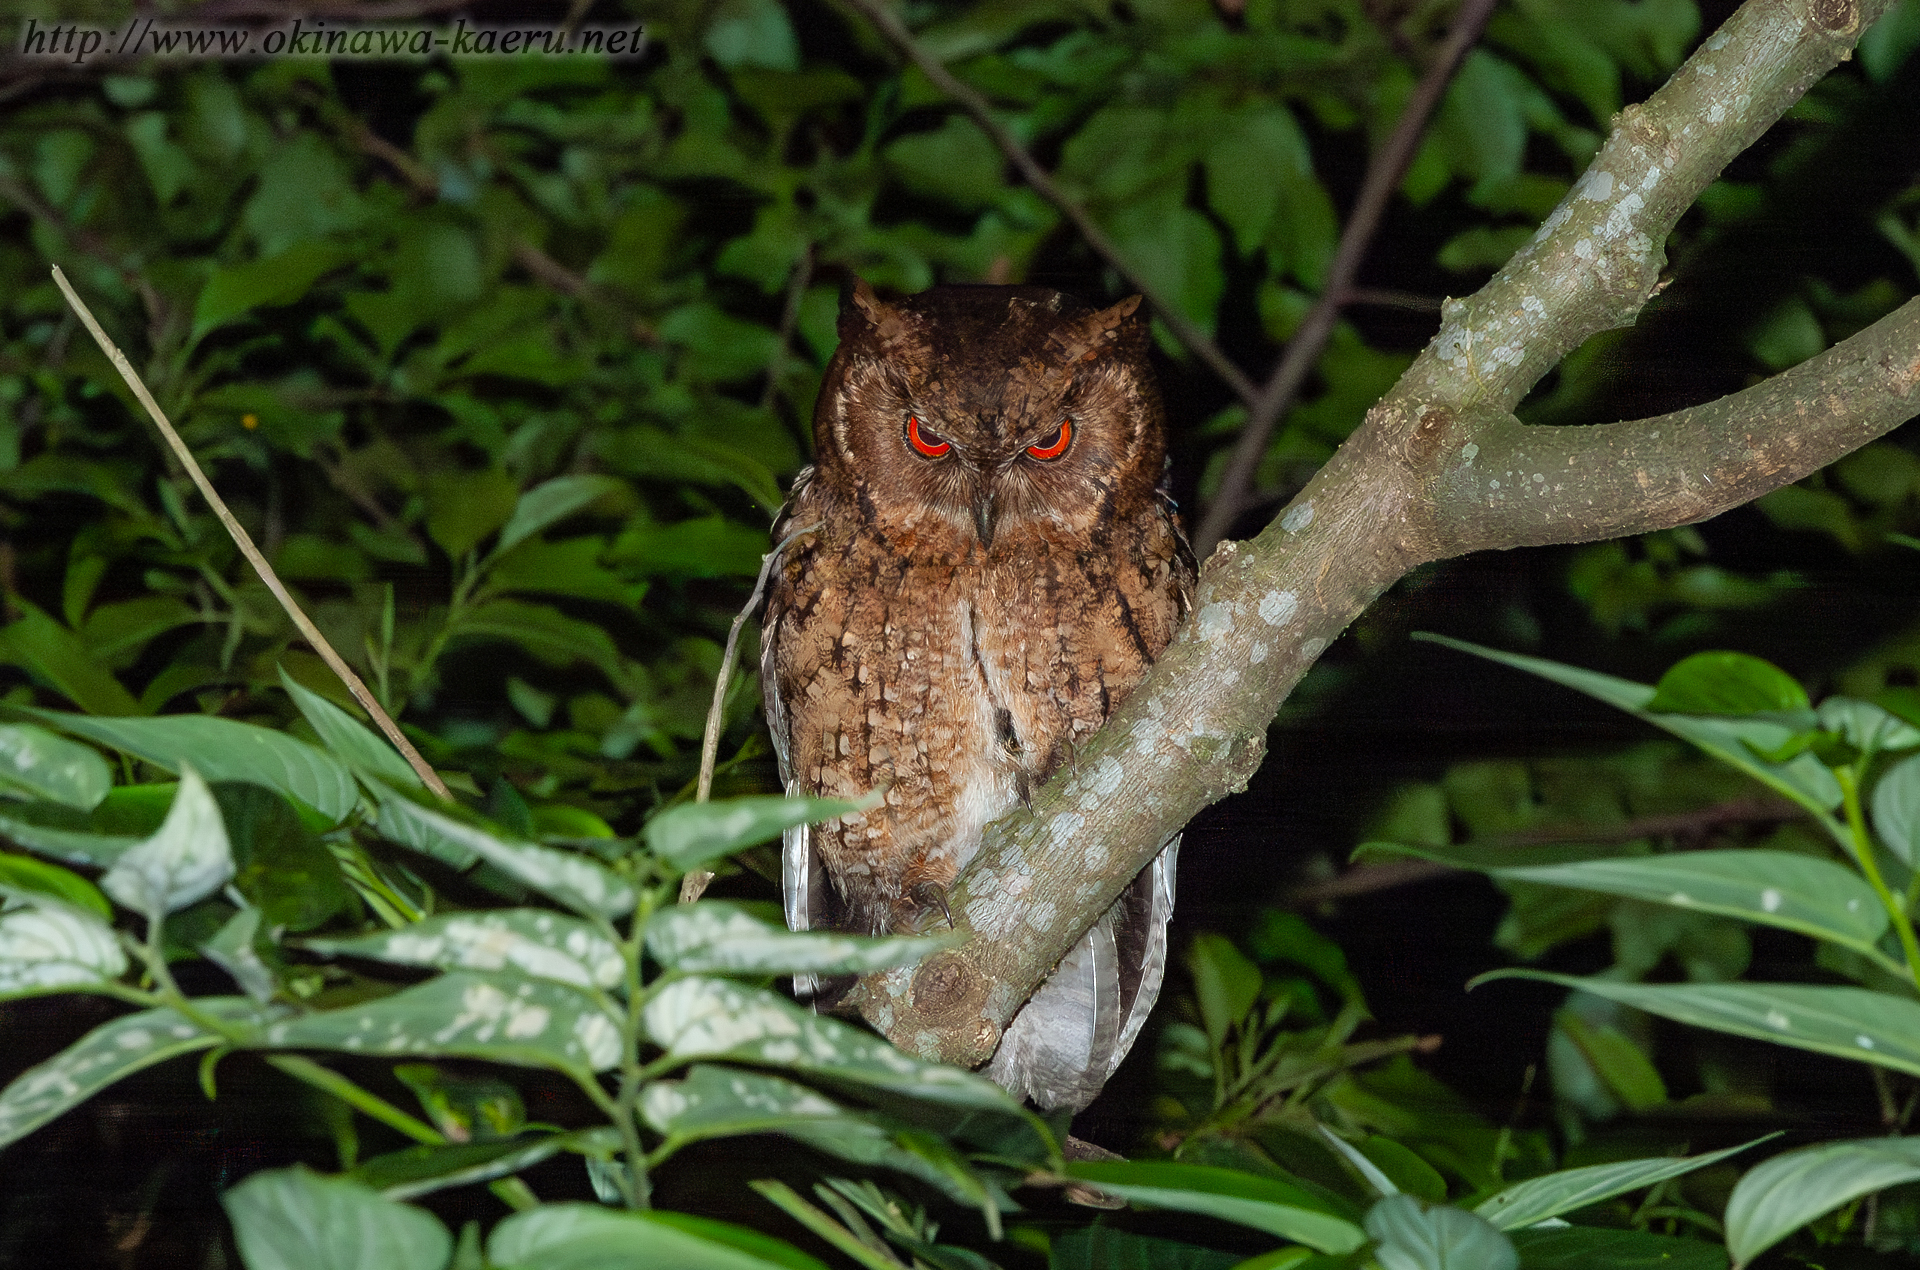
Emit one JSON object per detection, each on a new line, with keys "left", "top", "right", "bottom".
{"left": 761, "top": 281, "right": 1193, "bottom": 1109}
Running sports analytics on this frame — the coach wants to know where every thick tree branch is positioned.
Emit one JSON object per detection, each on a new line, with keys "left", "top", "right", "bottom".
{"left": 851, "top": 0, "right": 1915, "bottom": 1067}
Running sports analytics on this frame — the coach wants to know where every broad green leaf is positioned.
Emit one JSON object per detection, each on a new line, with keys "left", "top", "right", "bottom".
{"left": 645, "top": 901, "right": 947, "bottom": 975}
{"left": 493, "top": 474, "right": 626, "bottom": 558}
{"left": 1475, "top": 971, "right": 1920, "bottom": 1078}
{"left": 263, "top": 971, "right": 624, "bottom": 1075}
{"left": 443, "top": 598, "right": 632, "bottom": 688}
{"left": 0, "top": 723, "right": 110, "bottom": 810}
{"left": 1474, "top": 1137, "right": 1766, "bottom": 1230}
{"left": 101, "top": 766, "right": 234, "bottom": 920}
{"left": 1506, "top": 1226, "right": 1727, "bottom": 1269}
{"left": 193, "top": 241, "right": 351, "bottom": 341}
{"left": 201, "top": 907, "right": 277, "bottom": 1004}
{"left": 1872, "top": 753, "right": 1920, "bottom": 866}
{"left": 1365, "top": 1194, "right": 1515, "bottom": 1270}
{"left": 489, "top": 1203, "right": 821, "bottom": 1270}
{"left": 0, "top": 998, "right": 270, "bottom": 1147}
{"left": 1644, "top": 651, "right": 1809, "bottom": 715}
{"left": 644, "top": 796, "right": 859, "bottom": 872}
{"left": 1416, "top": 636, "right": 1842, "bottom": 813}
{"left": 1559, "top": 1012, "right": 1667, "bottom": 1110}
{"left": 221, "top": 1165, "right": 451, "bottom": 1270}
{"left": 1062, "top": 1161, "right": 1365, "bottom": 1254}
{"left": 424, "top": 467, "right": 521, "bottom": 560}
{"left": 19, "top": 707, "right": 358, "bottom": 825}
{"left": 1724, "top": 1136, "right": 1920, "bottom": 1266}
{"left": 0, "top": 808, "right": 138, "bottom": 867}
{"left": 305, "top": 910, "right": 624, "bottom": 991}
{"left": 0, "top": 602, "right": 142, "bottom": 716}
{"left": 0, "top": 902, "right": 126, "bottom": 999}
{"left": 218, "top": 783, "right": 355, "bottom": 933}
{"left": 1055, "top": 1226, "right": 1250, "bottom": 1270}
{"left": 351, "top": 1132, "right": 600, "bottom": 1201}
{"left": 643, "top": 977, "right": 1027, "bottom": 1117}
{"left": 609, "top": 513, "right": 768, "bottom": 578}
{"left": 0, "top": 851, "right": 110, "bottom": 916}
{"left": 1491, "top": 851, "right": 1889, "bottom": 960}
{"left": 375, "top": 793, "right": 633, "bottom": 919}
{"left": 1818, "top": 696, "right": 1920, "bottom": 753}
{"left": 1189, "top": 932, "right": 1262, "bottom": 1049}
{"left": 642, "top": 1064, "right": 998, "bottom": 1210}
{"left": 278, "top": 668, "right": 422, "bottom": 790}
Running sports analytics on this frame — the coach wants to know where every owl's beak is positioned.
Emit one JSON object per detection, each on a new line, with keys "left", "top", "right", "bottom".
{"left": 972, "top": 488, "right": 999, "bottom": 549}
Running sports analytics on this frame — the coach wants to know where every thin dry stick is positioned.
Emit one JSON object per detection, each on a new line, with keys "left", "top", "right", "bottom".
{"left": 837, "top": 0, "right": 1259, "bottom": 406}
{"left": 1193, "top": 0, "right": 1499, "bottom": 555}
{"left": 679, "top": 521, "right": 823, "bottom": 904}
{"left": 50, "top": 265, "right": 454, "bottom": 803}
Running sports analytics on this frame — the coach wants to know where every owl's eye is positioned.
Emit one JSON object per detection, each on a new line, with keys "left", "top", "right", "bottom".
{"left": 905, "top": 415, "right": 950, "bottom": 458}
{"left": 1026, "top": 418, "right": 1073, "bottom": 461}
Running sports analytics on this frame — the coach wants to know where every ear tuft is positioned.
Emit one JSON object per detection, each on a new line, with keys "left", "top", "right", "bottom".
{"left": 843, "top": 277, "right": 910, "bottom": 347}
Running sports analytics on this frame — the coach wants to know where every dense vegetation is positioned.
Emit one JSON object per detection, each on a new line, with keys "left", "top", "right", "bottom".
{"left": 3, "top": 0, "right": 1920, "bottom": 1265}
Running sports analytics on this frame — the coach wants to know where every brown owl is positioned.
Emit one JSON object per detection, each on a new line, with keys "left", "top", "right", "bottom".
{"left": 761, "top": 281, "right": 1194, "bottom": 1111}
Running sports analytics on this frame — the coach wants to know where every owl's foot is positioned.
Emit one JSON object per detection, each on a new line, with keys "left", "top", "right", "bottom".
{"left": 909, "top": 881, "right": 954, "bottom": 929}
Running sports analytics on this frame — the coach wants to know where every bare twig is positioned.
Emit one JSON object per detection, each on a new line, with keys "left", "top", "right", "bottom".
{"left": 679, "top": 520, "right": 823, "bottom": 905}
{"left": 50, "top": 265, "right": 454, "bottom": 803}
{"left": 835, "top": 0, "right": 1259, "bottom": 404}
{"left": 1193, "top": 0, "right": 1499, "bottom": 555}
{"left": 761, "top": 246, "right": 815, "bottom": 411}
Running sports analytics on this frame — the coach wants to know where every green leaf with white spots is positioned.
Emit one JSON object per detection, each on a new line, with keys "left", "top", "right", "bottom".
{"left": 305, "top": 910, "right": 625, "bottom": 992}
{"left": 1724, "top": 1136, "right": 1920, "bottom": 1266}
{"left": 0, "top": 998, "right": 272, "bottom": 1148}
{"left": 0, "top": 809, "right": 138, "bottom": 868}
{"left": 489, "top": 1203, "right": 823, "bottom": 1270}
{"left": 643, "top": 977, "right": 1027, "bottom": 1116}
{"left": 16, "top": 707, "right": 358, "bottom": 825}
{"left": 375, "top": 793, "right": 633, "bottom": 919}
{"left": 645, "top": 901, "right": 948, "bottom": 975}
{"left": 262, "top": 971, "right": 624, "bottom": 1076}
{"left": 100, "top": 766, "right": 234, "bottom": 921}
{"left": 221, "top": 1165, "right": 452, "bottom": 1270}
{"left": 1474, "top": 971, "right": 1920, "bottom": 1078}
{"left": 642, "top": 1064, "right": 1000, "bottom": 1211}
{"left": 1474, "top": 1137, "right": 1769, "bottom": 1231}
{"left": 1416, "top": 636, "right": 1843, "bottom": 814}
{"left": 644, "top": 796, "right": 861, "bottom": 872}
{"left": 0, "top": 902, "right": 127, "bottom": 1000}
{"left": 1490, "top": 851, "right": 1889, "bottom": 961}
{"left": 0, "top": 723, "right": 110, "bottom": 810}
{"left": 278, "top": 668, "right": 422, "bottom": 791}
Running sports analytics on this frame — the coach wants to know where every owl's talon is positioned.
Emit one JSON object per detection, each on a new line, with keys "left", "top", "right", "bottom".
{"left": 910, "top": 881, "right": 954, "bottom": 929}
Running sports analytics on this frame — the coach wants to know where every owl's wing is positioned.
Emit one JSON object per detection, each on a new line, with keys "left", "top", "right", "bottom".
{"left": 983, "top": 833, "right": 1179, "bottom": 1111}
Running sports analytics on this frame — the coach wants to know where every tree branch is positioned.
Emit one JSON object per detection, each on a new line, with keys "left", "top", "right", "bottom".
{"left": 835, "top": 0, "right": 1260, "bottom": 404}
{"left": 1193, "top": 0, "right": 1499, "bottom": 556}
{"left": 850, "top": 0, "right": 1914, "bottom": 1068}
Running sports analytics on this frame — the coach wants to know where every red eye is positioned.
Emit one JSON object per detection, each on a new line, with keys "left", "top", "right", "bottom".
{"left": 1027, "top": 418, "right": 1072, "bottom": 460}
{"left": 905, "top": 415, "right": 950, "bottom": 458}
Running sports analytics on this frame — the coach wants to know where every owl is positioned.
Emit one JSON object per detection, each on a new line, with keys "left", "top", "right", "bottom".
{"left": 760, "top": 280, "right": 1194, "bottom": 1111}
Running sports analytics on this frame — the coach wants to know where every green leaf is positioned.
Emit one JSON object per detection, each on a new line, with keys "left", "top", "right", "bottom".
{"left": 1473, "top": 1137, "right": 1766, "bottom": 1230}
{"left": 18, "top": 707, "right": 359, "bottom": 825}
{"left": 1061, "top": 1161, "right": 1365, "bottom": 1254}
{"left": 609, "top": 514, "right": 769, "bottom": 579}
{"left": 304, "top": 910, "right": 624, "bottom": 991}
{"left": 219, "top": 782, "right": 355, "bottom": 932}
{"left": 1364, "top": 1195, "right": 1515, "bottom": 1270}
{"left": 1506, "top": 1226, "right": 1727, "bottom": 1269}
{"left": 645, "top": 901, "right": 948, "bottom": 975}
{"left": 1491, "top": 851, "right": 1890, "bottom": 962}
{"left": 263, "top": 971, "right": 623, "bottom": 1076}
{"left": 1357, "top": 1137, "right": 1448, "bottom": 1204}
{"left": 0, "top": 723, "right": 111, "bottom": 809}
{"left": 1818, "top": 696, "right": 1920, "bottom": 753}
{"left": 1644, "top": 652, "right": 1810, "bottom": 715}
{"left": 0, "top": 851, "right": 111, "bottom": 916}
{"left": 0, "top": 602, "right": 142, "bottom": 716}
{"left": 884, "top": 116, "right": 1006, "bottom": 211}
{"left": 424, "top": 467, "right": 521, "bottom": 560}
{"left": 489, "top": 1203, "right": 821, "bottom": 1270}
{"left": 278, "top": 667, "right": 423, "bottom": 791}
{"left": 101, "top": 766, "right": 234, "bottom": 921}
{"left": 193, "top": 242, "right": 350, "bottom": 342}
{"left": 350, "top": 1133, "right": 591, "bottom": 1201}
{"left": 1474, "top": 971, "right": 1920, "bottom": 1079}
{"left": 643, "top": 977, "right": 1028, "bottom": 1117}
{"left": 703, "top": 0, "right": 799, "bottom": 72}
{"left": 0, "top": 808, "right": 139, "bottom": 868}
{"left": 393, "top": 1062, "right": 526, "bottom": 1141}
{"left": 1189, "top": 932, "right": 1262, "bottom": 1049}
{"left": 1415, "top": 636, "right": 1842, "bottom": 814}
{"left": 643, "top": 796, "right": 859, "bottom": 873}
{"left": 492, "top": 474, "right": 626, "bottom": 559}
{"left": 1559, "top": 1011, "right": 1667, "bottom": 1110}
{"left": 201, "top": 906, "right": 277, "bottom": 1004}
{"left": 0, "top": 902, "right": 127, "bottom": 1000}
{"left": 375, "top": 793, "right": 634, "bottom": 919}
{"left": 444, "top": 599, "right": 631, "bottom": 689}
{"left": 1724, "top": 1136, "right": 1920, "bottom": 1266}
{"left": 1054, "top": 1226, "right": 1247, "bottom": 1270}
{"left": 1874, "top": 753, "right": 1920, "bottom": 866}
{"left": 221, "top": 1166, "right": 452, "bottom": 1270}
{"left": 0, "top": 998, "right": 269, "bottom": 1148}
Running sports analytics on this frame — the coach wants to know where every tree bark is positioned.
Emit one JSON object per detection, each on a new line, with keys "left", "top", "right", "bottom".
{"left": 846, "top": 0, "right": 1920, "bottom": 1067}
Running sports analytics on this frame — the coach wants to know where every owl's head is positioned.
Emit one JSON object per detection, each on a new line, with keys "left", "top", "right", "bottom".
{"left": 812, "top": 281, "right": 1167, "bottom": 552}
